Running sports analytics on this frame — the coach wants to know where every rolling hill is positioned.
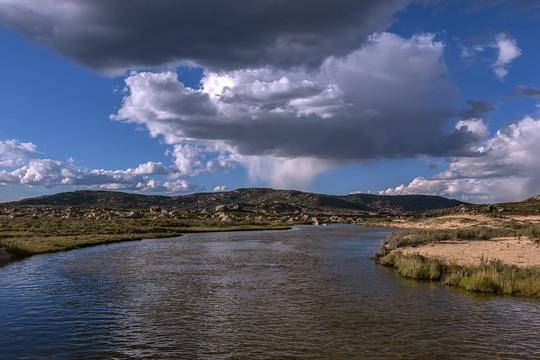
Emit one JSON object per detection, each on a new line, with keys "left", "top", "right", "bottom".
{"left": 4, "top": 188, "right": 466, "bottom": 214}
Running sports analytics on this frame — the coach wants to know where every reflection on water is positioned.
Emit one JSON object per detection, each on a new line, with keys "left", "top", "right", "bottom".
{"left": 0, "top": 225, "right": 538, "bottom": 359}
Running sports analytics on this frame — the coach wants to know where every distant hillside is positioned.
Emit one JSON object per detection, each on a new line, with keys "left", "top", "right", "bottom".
{"left": 430, "top": 195, "right": 540, "bottom": 216}
{"left": 8, "top": 191, "right": 173, "bottom": 208}
{"left": 3, "top": 188, "right": 466, "bottom": 215}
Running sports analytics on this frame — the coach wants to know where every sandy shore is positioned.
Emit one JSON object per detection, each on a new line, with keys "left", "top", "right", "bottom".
{"left": 388, "top": 214, "right": 505, "bottom": 230}
{"left": 376, "top": 214, "right": 540, "bottom": 268}
{"left": 397, "top": 238, "right": 540, "bottom": 267}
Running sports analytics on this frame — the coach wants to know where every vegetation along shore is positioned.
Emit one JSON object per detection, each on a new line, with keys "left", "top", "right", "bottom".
{"left": 369, "top": 196, "right": 540, "bottom": 297}
{"left": 0, "top": 213, "right": 291, "bottom": 266}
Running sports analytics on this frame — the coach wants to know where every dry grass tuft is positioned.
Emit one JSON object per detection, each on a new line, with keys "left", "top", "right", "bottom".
{"left": 377, "top": 252, "right": 540, "bottom": 297}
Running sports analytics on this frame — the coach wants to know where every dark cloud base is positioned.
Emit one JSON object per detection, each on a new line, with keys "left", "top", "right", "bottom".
{"left": 0, "top": 0, "right": 409, "bottom": 73}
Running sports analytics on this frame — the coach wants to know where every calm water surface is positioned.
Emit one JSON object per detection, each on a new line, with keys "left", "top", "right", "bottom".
{"left": 0, "top": 225, "right": 539, "bottom": 359}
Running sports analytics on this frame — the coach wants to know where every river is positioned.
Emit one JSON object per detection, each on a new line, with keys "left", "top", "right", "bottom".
{"left": 0, "top": 225, "right": 538, "bottom": 359}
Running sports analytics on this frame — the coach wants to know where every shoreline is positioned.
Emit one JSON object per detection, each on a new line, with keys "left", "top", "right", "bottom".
{"left": 372, "top": 214, "right": 540, "bottom": 297}
{"left": 0, "top": 224, "right": 291, "bottom": 267}
{"left": 376, "top": 250, "right": 539, "bottom": 297}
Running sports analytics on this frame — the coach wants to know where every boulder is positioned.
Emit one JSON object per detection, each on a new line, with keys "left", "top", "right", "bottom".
{"left": 218, "top": 212, "right": 236, "bottom": 220}
{"left": 125, "top": 211, "right": 142, "bottom": 218}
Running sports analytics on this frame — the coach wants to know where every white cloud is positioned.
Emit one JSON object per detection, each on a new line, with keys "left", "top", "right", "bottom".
{"left": 381, "top": 116, "right": 540, "bottom": 203}
{"left": 13, "top": 159, "right": 64, "bottom": 187}
{"left": 459, "top": 33, "right": 521, "bottom": 81}
{"left": 132, "top": 161, "right": 168, "bottom": 176}
{"left": 0, "top": 143, "right": 198, "bottom": 194}
{"left": 213, "top": 185, "right": 227, "bottom": 192}
{"left": 113, "top": 33, "right": 483, "bottom": 188}
{"left": 0, "top": 139, "right": 38, "bottom": 167}
{"left": 168, "top": 144, "right": 205, "bottom": 178}
{"left": 135, "top": 179, "right": 161, "bottom": 192}
{"left": 494, "top": 33, "right": 522, "bottom": 66}
{"left": 162, "top": 179, "right": 200, "bottom": 193}
{"left": 460, "top": 44, "right": 486, "bottom": 59}
{"left": 492, "top": 33, "right": 522, "bottom": 80}
{"left": 135, "top": 178, "right": 202, "bottom": 193}
{"left": 167, "top": 144, "right": 237, "bottom": 179}
{"left": 492, "top": 67, "right": 508, "bottom": 81}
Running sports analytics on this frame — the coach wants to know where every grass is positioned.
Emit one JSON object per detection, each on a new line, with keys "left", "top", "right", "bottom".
{"left": 0, "top": 217, "right": 289, "bottom": 261}
{"left": 377, "top": 252, "right": 540, "bottom": 297}
{"left": 378, "top": 252, "right": 441, "bottom": 280}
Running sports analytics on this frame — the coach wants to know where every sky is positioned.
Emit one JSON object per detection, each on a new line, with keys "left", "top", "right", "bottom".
{"left": 0, "top": 0, "right": 539, "bottom": 204}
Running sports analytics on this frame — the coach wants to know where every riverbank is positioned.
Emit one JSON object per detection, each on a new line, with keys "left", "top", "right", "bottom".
{"left": 0, "top": 217, "right": 290, "bottom": 266}
{"left": 370, "top": 213, "right": 540, "bottom": 266}
{"left": 372, "top": 214, "right": 540, "bottom": 297}
{"left": 376, "top": 251, "right": 540, "bottom": 297}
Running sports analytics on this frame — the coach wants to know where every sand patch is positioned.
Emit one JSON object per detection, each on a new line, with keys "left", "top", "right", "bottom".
{"left": 387, "top": 214, "right": 540, "bottom": 230}
{"left": 398, "top": 238, "right": 540, "bottom": 267}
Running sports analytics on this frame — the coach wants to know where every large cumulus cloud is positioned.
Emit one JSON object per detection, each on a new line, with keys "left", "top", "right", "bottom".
{"left": 0, "top": 0, "right": 409, "bottom": 73}
{"left": 111, "top": 33, "right": 482, "bottom": 186}
{"left": 382, "top": 116, "right": 540, "bottom": 203}
{"left": 113, "top": 34, "right": 476, "bottom": 159}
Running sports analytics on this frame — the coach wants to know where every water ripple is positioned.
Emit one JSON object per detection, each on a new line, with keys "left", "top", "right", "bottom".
{"left": 0, "top": 225, "right": 538, "bottom": 359}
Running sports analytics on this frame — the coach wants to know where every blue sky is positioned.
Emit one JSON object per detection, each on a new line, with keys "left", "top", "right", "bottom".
{"left": 0, "top": 0, "right": 539, "bottom": 203}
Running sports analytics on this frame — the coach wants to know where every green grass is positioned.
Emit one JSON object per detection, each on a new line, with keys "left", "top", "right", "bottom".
{"left": 377, "top": 252, "right": 540, "bottom": 297}
{"left": 0, "top": 217, "right": 289, "bottom": 261}
{"left": 378, "top": 252, "right": 441, "bottom": 280}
